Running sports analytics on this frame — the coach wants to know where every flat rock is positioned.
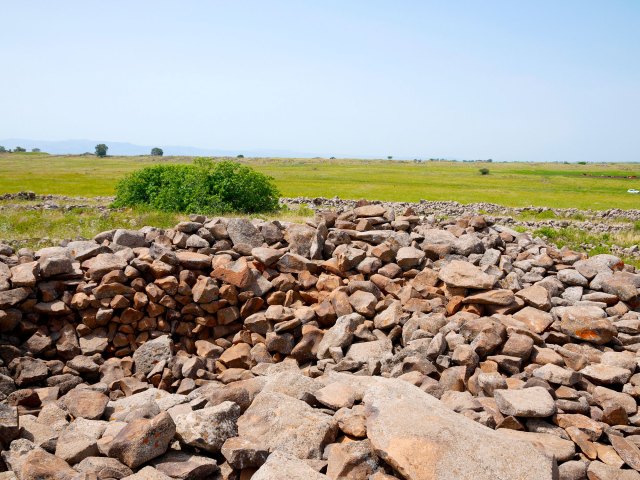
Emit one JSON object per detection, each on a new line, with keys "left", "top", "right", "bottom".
{"left": 580, "top": 364, "right": 632, "bottom": 385}
{"left": 113, "top": 229, "right": 147, "bottom": 248}
{"left": 463, "top": 289, "right": 515, "bottom": 306}
{"left": 559, "top": 306, "right": 616, "bottom": 345}
{"left": 315, "top": 382, "right": 357, "bottom": 410}
{"left": 438, "top": 260, "right": 496, "bottom": 289}
{"left": 588, "top": 460, "right": 640, "bottom": 479}
{"left": 251, "top": 450, "right": 329, "bottom": 480}
{"left": 62, "top": 389, "right": 109, "bottom": 420}
{"left": 494, "top": 386, "right": 557, "bottom": 418}
{"left": 76, "top": 456, "right": 133, "bottom": 479}
{"left": 150, "top": 450, "right": 219, "bottom": 479}
{"left": 497, "top": 429, "right": 576, "bottom": 462}
{"left": 533, "top": 364, "right": 581, "bottom": 386}
{"left": 121, "top": 466, "right": 173, "bottom": 480}
{"left": 350, "top": 375, "right": 556, "bottom": 479}
{"left": 236, "top": 390, "right": 337, "bottom": 459}
{"left": 0, "top": 288, "right": 30, "bottom": 309}
{"left": 516, "top": 285, "right": 551, "bottom": 311}
{"left": 610, "top": 435, "right": 640, "bottom": 472}
{"left": 83, "top": 253, "right": 128, "bottom": 281}
{"left": 513, "top": 306, "right": 554, "bottom": 334}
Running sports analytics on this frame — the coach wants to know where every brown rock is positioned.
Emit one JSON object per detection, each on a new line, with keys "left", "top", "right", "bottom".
{"left": 108, "top": 411, "right": 176, "bottom": 469}
{"left": 610, "top": 435, "right": 640, "bottom": 472}
{"left": 62, "top": 389, "right": 109, "bottom": 420}
{"left": 438, "top": 260, "right": 496, "bottom": 289}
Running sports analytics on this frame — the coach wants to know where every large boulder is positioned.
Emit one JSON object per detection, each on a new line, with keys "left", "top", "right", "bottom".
{"left": 331, "top": 373, "right": 557, "bottom": 480}
{"left": 236, "top": 390, "right": 337, "bottom": 459}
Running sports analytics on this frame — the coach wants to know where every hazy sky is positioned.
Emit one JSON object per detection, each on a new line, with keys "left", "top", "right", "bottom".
{"left": 2, "top": 1, "right": 639, "bottom": 161}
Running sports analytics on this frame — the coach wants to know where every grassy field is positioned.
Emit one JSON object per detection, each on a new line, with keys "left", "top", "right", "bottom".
{"left": 2, "top": 152, "right": 640, "bottom": 209}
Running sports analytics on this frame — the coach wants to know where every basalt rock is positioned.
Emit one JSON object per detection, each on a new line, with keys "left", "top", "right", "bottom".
{"left": 1, "top": 207, "right": 639, "bottom": 479}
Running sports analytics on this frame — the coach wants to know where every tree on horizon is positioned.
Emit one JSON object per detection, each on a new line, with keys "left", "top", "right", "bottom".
{"left": 95, "top": 144, "right": 108, "bottom": 157}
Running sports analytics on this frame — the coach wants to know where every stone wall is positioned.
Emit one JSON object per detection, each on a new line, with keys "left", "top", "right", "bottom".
{"left": 1, "top": 205, "right": 640, "bottom": 478}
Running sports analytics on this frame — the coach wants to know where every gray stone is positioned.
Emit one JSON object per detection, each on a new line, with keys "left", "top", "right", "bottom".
{"left": 227, "top": 218, "right": 264, "bottom": 247}
{"left": 252, "top": 450, "right": 329, "bottom": 479}
{"left": 236, "top": 390, "right": 337, "bottom": 459}
{"left": 175, "top": 401, "right": 241, "bottom": 453}
{"left": 494, "top": 387, "right": 557, "bottom": 418}
{"left": 331, "top": 374, "right": 556, "bottom": 480}
{"left": 113, "top": 229, "right": 147, "bottom": 248}
{"left": 132, "top": 335, "right": 173, "bottom": 376}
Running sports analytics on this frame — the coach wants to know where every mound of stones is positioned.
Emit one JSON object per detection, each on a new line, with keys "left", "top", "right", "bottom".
{"left": 282, "top": 195, "right": 640, "bottom": 223}
{"left": 1, "top": 204, "right": 640, "bottom": 479}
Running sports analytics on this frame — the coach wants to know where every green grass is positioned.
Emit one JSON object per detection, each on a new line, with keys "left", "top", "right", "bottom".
{"left": 0, "top": 207, "right": 186, "bottom": 250}
{"left": 532, "top": 225, "right": 640, "bottom": 268}
{"left": 0, "top": 204, "right": 316, "bottom": 251}
{"left": 2, "top": 153, "right": 640, "bottom": 209}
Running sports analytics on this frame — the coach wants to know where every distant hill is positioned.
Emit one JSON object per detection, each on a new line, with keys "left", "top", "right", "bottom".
{"left": 0, "top": 138, "right": 314, "bottom": 158}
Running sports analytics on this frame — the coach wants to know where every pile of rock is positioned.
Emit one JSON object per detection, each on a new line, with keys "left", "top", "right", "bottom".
{"left": 1, "top": 204, "right": 640, "bottom": 479}
{"left": 282, "top": 195, "right": 640, "bottom": 223}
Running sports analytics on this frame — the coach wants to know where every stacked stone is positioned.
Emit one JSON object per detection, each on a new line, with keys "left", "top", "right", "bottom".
{"left": 0, "top": 205, "right": 639, "bottom": 479}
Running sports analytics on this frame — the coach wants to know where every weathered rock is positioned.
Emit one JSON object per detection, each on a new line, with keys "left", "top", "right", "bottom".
{"left": 559, "top": 306, "right": 616, "bottom": 345}
{"left": 251, "top": 450, "right": 329, "bottom": 480}
{"left": 150, "top": 451, "right": 219, "bottom": 479}
{"left": 175, "top": 401, "right": 241, "bottom": 453}
{"left": 494, "top": 387, "right": 557, "bottom": 418}
{"left": 226, "top": 218, "right": 264, "bottom": 248}
{"left": 236, "top": 391, "right": 337, "bottom": 459}
{"left": 610, "top": 435, "right": 640, "bottom": 472}
{"left": 326, "top": 439, "right": 378, "bottom": 480}
{"left": 108, "top": 412, "right": 176, "bottom": 469}
{"left": 62, "top": 389, "right": 109, "bottom": 420}
{"left": 438, "top": 260, "right": 496, "bottom": 289}
{"left": 113, "top": 229, "right": 147, "bottom": 248}
{"left": 221, "top": 436, "right": 270, "bottom": 469}
{"left": 0, "top": 404, "right": 19, "bottom": 445}
{"left": 132, "top": 335, "right": 173, "bottom": 376}
{"left": 76, "top": 456, "right": 134, "bottom": 479}
{"left": 354, "top": 375, "right": 556, "bottom": 479}
{"left": 580, "top": 364, "right": 632, "bottom": 385}
{"left": 84, "top": 253, "right": 128, "bottom": 281}
{"left": 317, "top": 313, "right": 365, "bottom": 359}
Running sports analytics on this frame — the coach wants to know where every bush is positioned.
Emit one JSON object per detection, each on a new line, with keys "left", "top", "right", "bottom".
{"left": 14, "top": 146, "right": 26, "bottom": 153}
{"left": 151, "top": 147, "right": 163, "bottom": 156}
{"left": 113, "top": 158, "right": 280, "bottom": 214}
{"left": 479, "top": 168, "right": 490, "bottom": 175}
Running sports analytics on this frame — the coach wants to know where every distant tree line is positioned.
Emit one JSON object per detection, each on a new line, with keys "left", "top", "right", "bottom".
{"left": 0, "top": 146, "right": 42, "bottom": 153}
{"left": 93, "top": 144, "right": 165, "bottom": 158}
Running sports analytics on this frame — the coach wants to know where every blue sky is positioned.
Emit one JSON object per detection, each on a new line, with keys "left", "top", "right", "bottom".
{"left": 1, "top": 1, "right": 639, "bottom": 161}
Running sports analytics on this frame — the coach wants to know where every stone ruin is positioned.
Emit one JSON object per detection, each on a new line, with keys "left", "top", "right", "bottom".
{"left": 1, "top": 204, "right": 640, "bottom": 479}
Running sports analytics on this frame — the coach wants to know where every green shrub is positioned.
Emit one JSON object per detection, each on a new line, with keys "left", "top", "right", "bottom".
{"left": 112, "top": 158, "right": 280, "bottom": 214}
{"left": 479, "top": 168, "right": 490, "bottom": 175}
